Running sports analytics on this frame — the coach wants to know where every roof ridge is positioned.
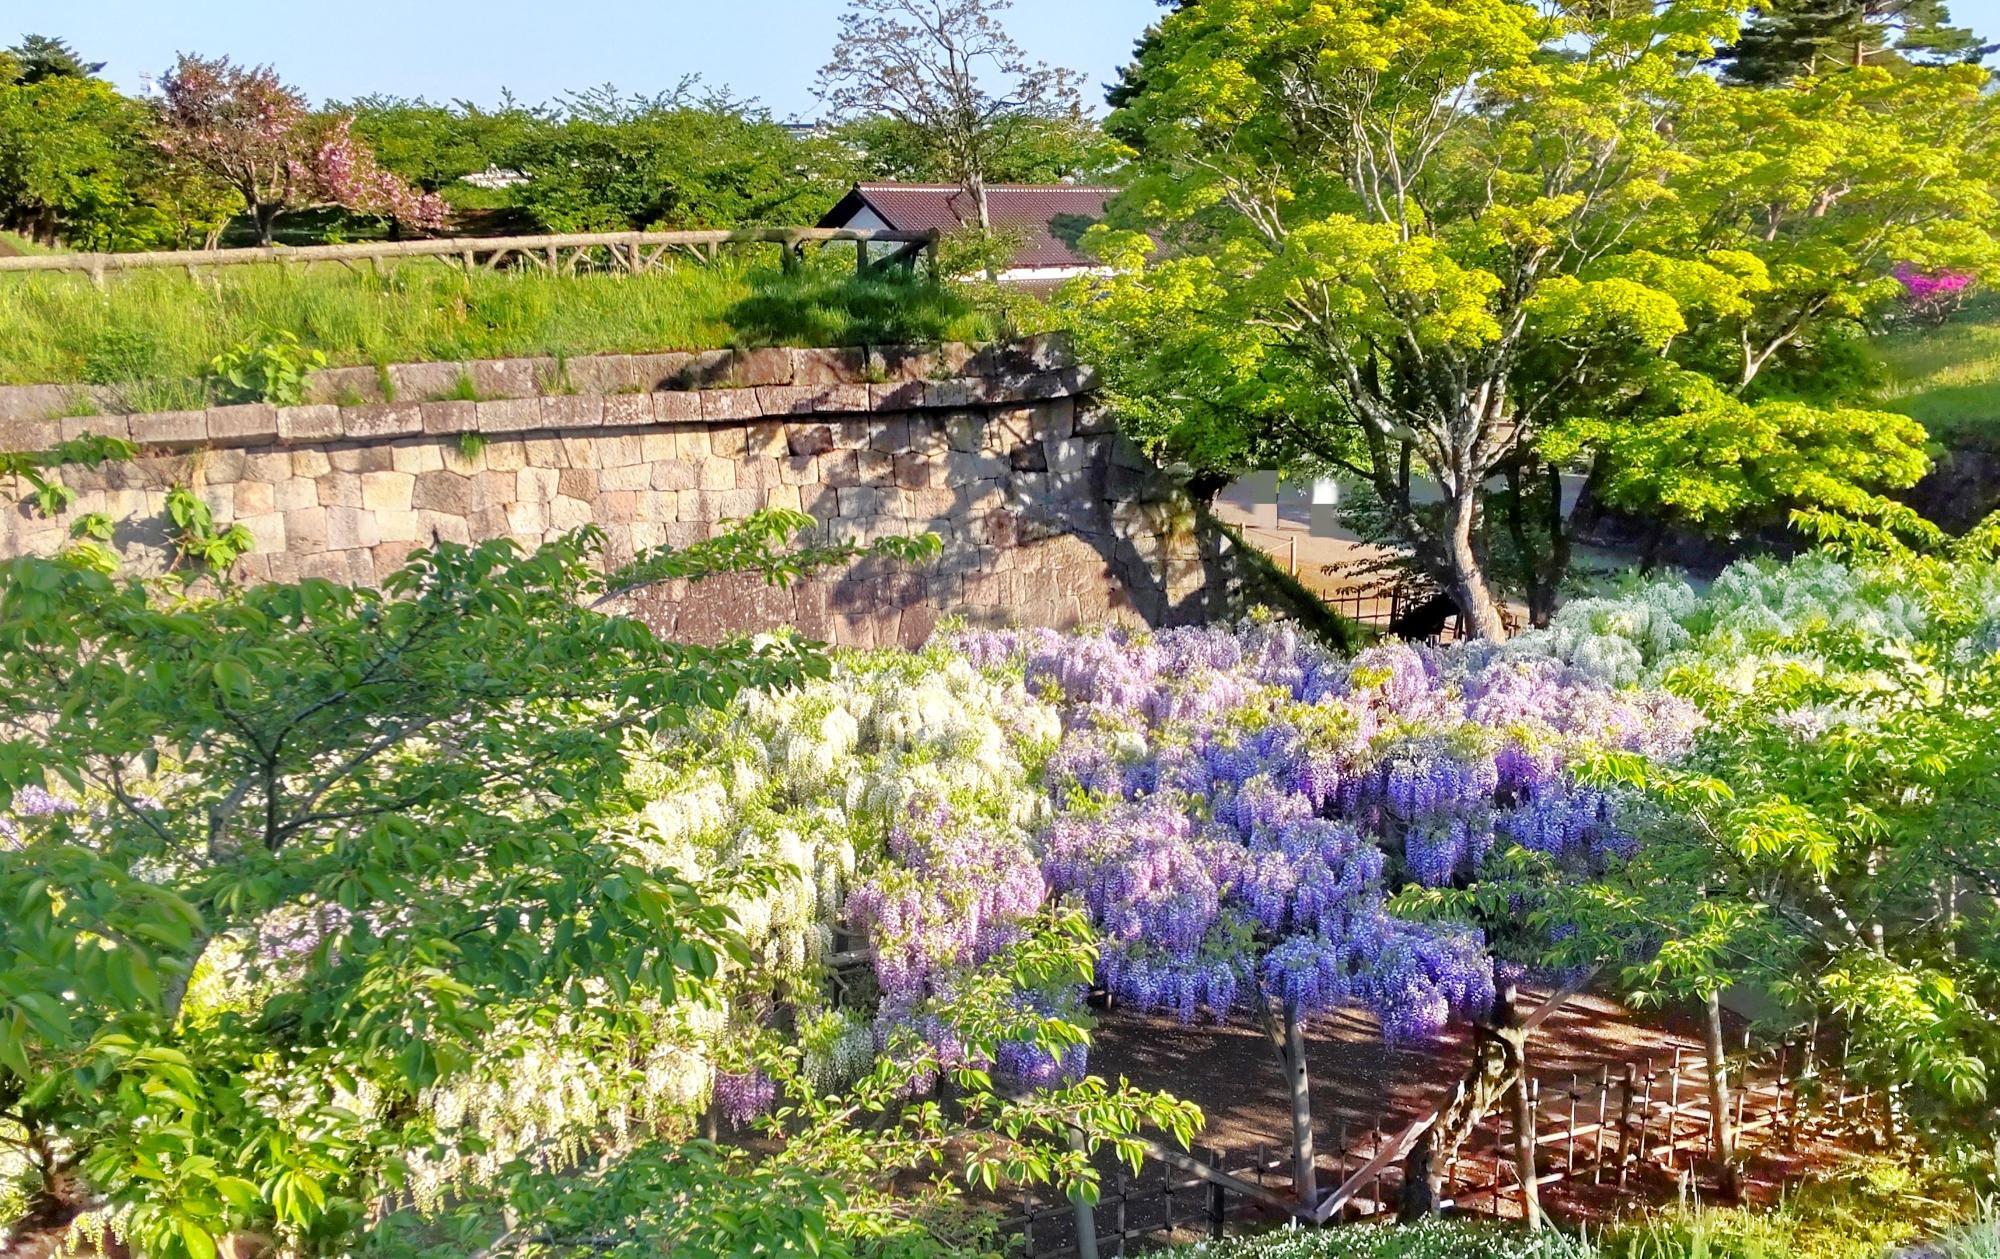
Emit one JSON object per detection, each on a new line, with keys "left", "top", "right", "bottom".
{"left": 856, "top": 182, "right": 1117, "bottom": 191}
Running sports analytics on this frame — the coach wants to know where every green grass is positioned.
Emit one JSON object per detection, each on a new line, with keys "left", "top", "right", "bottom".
{"left": 1872, "top": 296, "right": 2000, "bottom": 441}
{"left": 0, "top": 257, "right": 1000, "bottom": 391}
{"left": 0, "top": 232, "right": 54, "bottom": 257}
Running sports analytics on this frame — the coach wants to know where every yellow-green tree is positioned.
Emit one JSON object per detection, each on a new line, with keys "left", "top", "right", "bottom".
{"left": 1074, "top": 0, "right": 1996, "bottom": 633}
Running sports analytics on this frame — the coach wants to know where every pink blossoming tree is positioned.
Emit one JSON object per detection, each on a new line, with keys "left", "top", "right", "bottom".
{"left": 157, "top": 54, "right": 447, "bottom": 246}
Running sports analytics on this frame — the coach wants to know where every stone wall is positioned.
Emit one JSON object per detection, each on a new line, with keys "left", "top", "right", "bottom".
{"left": 0, "top": 339, "right": 1260, "bottom": 646}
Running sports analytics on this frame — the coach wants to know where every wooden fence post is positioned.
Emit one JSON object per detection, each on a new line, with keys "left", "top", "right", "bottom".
{"left": 1069, "top": 1127, "right": 1099, "bottom": 1259}
{"left": 1593, "top": 1065, "right": 1611, "bottom": 1185}
{"left": 1205, "top": 1148, "right": 1226, "bottom": 1239}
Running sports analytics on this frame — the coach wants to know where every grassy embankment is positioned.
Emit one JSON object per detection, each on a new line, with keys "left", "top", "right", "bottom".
{"left": 1872, "top": 296, "right": 2000, "bottom": 441}
{"left": 0, "top": 257, "right": 1004, "bottom": 402}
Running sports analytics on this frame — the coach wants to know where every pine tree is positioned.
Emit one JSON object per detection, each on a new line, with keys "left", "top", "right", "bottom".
{"left": 5, "top": 35, "right": 105, "bottom": 85}
{"left": 1719, "top": 0, "right": 1994, "bottom": 85}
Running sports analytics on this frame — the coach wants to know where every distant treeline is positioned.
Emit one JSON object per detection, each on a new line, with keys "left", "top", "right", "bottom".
{"left": 0, "top": 37, "right": 1120, "bottom": 254}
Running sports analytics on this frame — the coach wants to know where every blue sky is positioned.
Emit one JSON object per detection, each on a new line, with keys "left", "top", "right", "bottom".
{"left": 43, "top": 0, "right": 1169, "bottom": 119}
{"left": 33, "top": 0, "right": 2000, "bottom": 118}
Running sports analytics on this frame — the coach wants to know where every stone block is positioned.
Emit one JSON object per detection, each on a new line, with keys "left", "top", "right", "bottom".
{"left": 1048, "top": 438, "right": 1090, "bottom": 475}
{"left": 700, "top": 389, "right": 763, "bottom": 423}
{"left": 558, "top": 467, "right": 597, "bottom": 499}
{"left": 306, "top": 365, "right": 385, "bottom": 406}
{"left": 640, "top": 434, "right": 678, "bottom": 463}
{"left": 599, "top": 433, "right": 646, "bottom": 466}
{"left": 653, "top": 391, "right": 702, "bottom": 423}
{"left": 317, "top": 472, "right": 363, "bottom": 509}
{"left": 343, "top": 403, "right": 422, "bottom": 440}
{"left": 755, "top": 386, "right": 819, "bottom": 416}
{"left": 470, "top": 357, "right": 547, "bottom": 399}
{"left": 793, "top": 347, "right": 869, "bottom": 386}
{"left": 601, "top": 462, "right": 652, "bottom": 492}
{"left": 0, "top": 419, "right": 59, "bottom": 452}
{"left": 131, "top": 410, "right": 207, "bottom": 447}
{"left": 275, "top": 478, "right": 319, "bottom": 512}
{"left": 867, "top": 417, "right": 911, "bottom": 455}
{"left": 376, "top": 509, "right": 422, "bottom": 544}
{"left": 709, "top": 427, "right": 748, "bottom": 459}
{"left": 909, "top": 422, "right": 949, "bottom": 457}
{"left": 392, "top": 441, "right": 446, "bottom": 474}
{"left": 801, "top": 484, "right": 841, "bottom": 519}
{"left": 699, "top": 458, "right": 737, "bottom": 492}
{"left": 556, "top": 435, "right": 597, "bottom": 468}
{"left": 780, "top": 455, "right": 820, "bottom": 486}
{"left": 278, "top": 405, "right": 343, "bottom": 445}
{"left": 238, "top": 511, "right": 287, "bottom": 552}
{"left": 411, "top": 470, "right": 475, "bottom": 515}
{"left": 602, "top": 394, "right": 651, "bottom": 429}
{"left": 820, "top": 451, "right": 860, "bottom": 488}
{"left": 1011, "top": 443, "right": 1049, "bottom": 471}
{"left": 855, "top": 450, "right": 896, "bottom": 486}
{"left": 388, "top": 361, "right": 470, "bottom": 402}
{"left": 421, "top": 400, "right": 477, "bottom": 435}
{"left": 606, "top": 352, "right": 678, "bottom": 392}
{"left": 475, "top": 397, "right": 541, "bottom": 435}
{"left": 712, "top": 488, "right": 762, "bottom": 519}
{"left": 1073, "top": 401, "right": 1117, "bottom": 435}
{"left": 921, "top": 379, "right": 975, "bottom": 410}
{"left": 0, "top": 384, "right": 71, "bottom": 423}
{"left": 675, "top": 489, "right": 713, "bottom": 523}
{"left": 812, "top": 383, "right": 873, "bottom": 415}
{"left": 419, "top": 511, "right": 474, "bottom": 545}
{"left": 330, "top": 446, "right": 394, "bottom": 474}
{"left": 870, "top": 380, "right": 926, "bottom": 411}
{"left": 944, "top": 412, "right": 983, "bottom": 452}
{"left": 517, "top": 466, "right": 560, "bottom": 503}
{"left": 764, "top": 483, "right": 803, "bottom": 514}
{"left": 60, "top": 414, "right": 132, "bottom": 445}
{"left": 671, "top": 349, "right": 736, "bottom": 390}
{"left": 673, "top": 429, "right": 710, "bottom": 461}
{"left": 732, "top": 347, "right": 796, "bottom": 388}
{"left": 550, "top": 495, "right": 595, "bottom": 531}
{"left": 787, "top": 424, "right": 835, "bottom": 457}
{"left": 743, "top": 421, "right": 787, "bottom": 459}
{"left": 652, "top": 461, "right": 699, "bottom": 491}
{"left": 894, "top": 453, "right": 935, "bottom": 489}
{"left": 481, "top": 439, "right": 528, "bottom": 472}
{"left": 284, "top": 506, "right": 329, "bottom": 552}
{"left": 233, "top": 480, "right": 276, "bottom": 517}
{"left": 361, "top": 470, "right": 415, "bottom": 513}
{"left": 505, "top": 500, "right": 549, "bottom": 534}
{"left": 205, "top": 403, "right": 279, "bottom": 444}
{"left": 542, "top": 395, "right": 604, "bottom": 430}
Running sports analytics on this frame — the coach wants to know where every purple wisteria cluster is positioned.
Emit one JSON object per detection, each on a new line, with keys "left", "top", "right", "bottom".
{"left": 844, "top": 802, "right": 1083, "bottom": 1090}
{"left": 953, "top": 625, "right": 1697, "bottom": 1043}
{"left": 713, "top": 1069, "right": 778, "bottom": 1128}
{"left": 0, "top": 785, "right": 77, "bottom": 850}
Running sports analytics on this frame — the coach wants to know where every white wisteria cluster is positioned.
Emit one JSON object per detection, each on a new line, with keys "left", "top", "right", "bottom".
{"left": 359, "top": 646, "right": 1064, "bottom": 1208}
{"left": 1514, "top": 553, "right": 2000, "bottom": 689}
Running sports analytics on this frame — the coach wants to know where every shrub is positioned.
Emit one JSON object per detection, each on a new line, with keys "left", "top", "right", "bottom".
{"left": 1171, "top": 1218, "right": 1593, "bottom": 1259}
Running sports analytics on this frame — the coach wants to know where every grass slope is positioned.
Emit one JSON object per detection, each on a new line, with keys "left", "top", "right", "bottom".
{"left": 1872, "top": 297, "right": 2000, "bottom": 440}
{"left": 0, "top": 258, "right": 1001, "bottom": 389}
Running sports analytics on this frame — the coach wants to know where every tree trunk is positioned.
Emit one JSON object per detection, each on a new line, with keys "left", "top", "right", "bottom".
{"left": 1402, "top": 981, "right": 1525, "bottom": 1220}
{"left": 1442, "top": 487, "right": 1507, "bottom": 640}
{"left": 1257, "top": 990, "right": 1319, "bottom": 1206}
{"left": 1284, "top": 1003, "right": 1318, "bottom": 1207}
{"left": 253, "top": 202, "right": 282, "bottom": 246}
{"left": 1703, "top": 988, "right": 1740, "bottom": 1199}
{"left": 1511, "top": 1068, "right": 1542, "bottom": 1229}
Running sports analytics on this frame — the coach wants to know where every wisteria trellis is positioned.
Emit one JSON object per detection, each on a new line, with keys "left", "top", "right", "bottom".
{"left": 948, "top": 622, "right": 1698, "bottom": 1200}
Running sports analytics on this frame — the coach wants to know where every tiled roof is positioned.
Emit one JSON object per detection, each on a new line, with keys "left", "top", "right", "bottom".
{"left": 819, "top": 182, "right": 1114, "bottom": 269}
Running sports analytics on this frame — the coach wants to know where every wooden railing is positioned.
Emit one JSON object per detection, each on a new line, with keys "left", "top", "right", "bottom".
{"left": 0, "top": 227, "right": 940, "bottom": 284}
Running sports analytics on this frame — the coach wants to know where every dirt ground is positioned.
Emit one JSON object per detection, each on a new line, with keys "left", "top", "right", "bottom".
{"left": 1085, "top": 985, "right": 1857, "bottom": 1228}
